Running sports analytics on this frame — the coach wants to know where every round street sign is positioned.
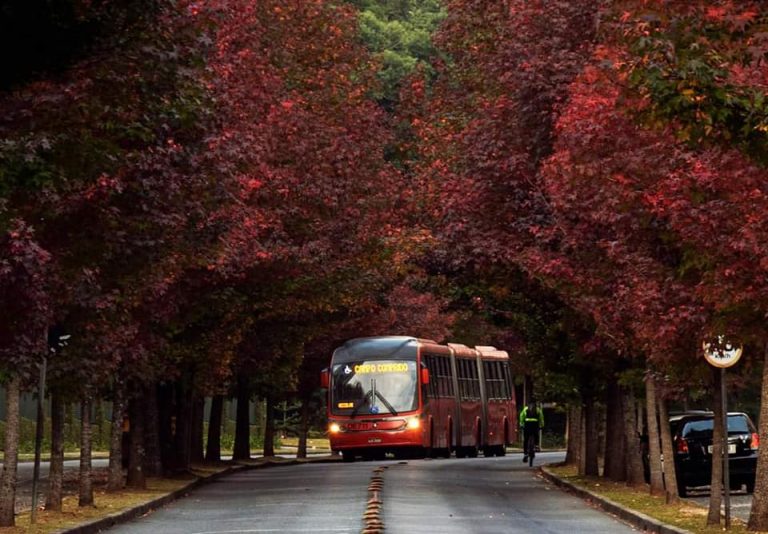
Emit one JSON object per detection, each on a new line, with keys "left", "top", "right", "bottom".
{"left": 702, "top": 336, "right": 743, "bottom": 368}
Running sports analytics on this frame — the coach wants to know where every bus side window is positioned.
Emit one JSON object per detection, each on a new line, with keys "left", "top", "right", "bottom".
{"left": 484, "top": 361, "right": 492, "bottom": 400}
{"left": 444, "top": 357, "right": 453, "bottom": 397}
{"left": 467, "top": 359, "right": 476, "bottom": 400}
{"left": 472, "top": 360, "right": 480, "bottom": 400}
{"left": 436, "top": 356, "right": 444, "bottom": 398}
{"left": 457, "top": 359, "right": 466, "bottom": 400}
{"left": 437, "top": 357, "right": 445, "bottom": 397}
{"left": 484, "top": 361, "right": 495, "bottom": 400}
{"left": 503, "top": 363, "right": 513, "bottom": 400}
{"left": 497, "top": 362, "right": 505, "bottom": 399}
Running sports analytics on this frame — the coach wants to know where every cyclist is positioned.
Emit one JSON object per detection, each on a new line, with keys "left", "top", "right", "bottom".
{"left": 520, "top": 400, "right": 544, "bottom": 465}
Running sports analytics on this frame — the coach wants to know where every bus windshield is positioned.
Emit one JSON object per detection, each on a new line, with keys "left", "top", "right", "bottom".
{"left": 331, "top": 360, "right": 418, "bottom": 416}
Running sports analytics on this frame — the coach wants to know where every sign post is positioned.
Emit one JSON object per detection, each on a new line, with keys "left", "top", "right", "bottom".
{"left": 31, "top": 328, "right": 70, "bottom": 523}
{"left": 703, "top": 336, "right": 743, "bottom": 530}
{"left": 30, "top": 355, "right": 46, "bottom": 525}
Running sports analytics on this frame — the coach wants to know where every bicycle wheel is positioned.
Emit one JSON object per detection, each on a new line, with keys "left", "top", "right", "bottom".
{"left": 527, "top": 435, "right": 535, "bottom": 466}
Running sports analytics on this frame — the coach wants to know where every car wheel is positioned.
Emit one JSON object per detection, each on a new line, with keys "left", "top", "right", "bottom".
{"left": 747, "top": 480, "right": 756, "bottom": 494}
{"left": 678, "top": 484, "right": 687, "bottom": 498}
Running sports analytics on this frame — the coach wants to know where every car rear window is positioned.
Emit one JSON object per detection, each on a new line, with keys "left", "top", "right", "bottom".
{"left": 682, "top": 415, "right": 752, "bottom": 437}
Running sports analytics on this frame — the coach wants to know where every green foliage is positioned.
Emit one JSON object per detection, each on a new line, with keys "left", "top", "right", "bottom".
{"left": 0, "top": 416, "right": 111, "bottom": 454}
{"left": 348, "top": 0, "right": 446, "bottom": 105}
{"left": 625, "top": 7, "right": 768, "bottom": 164}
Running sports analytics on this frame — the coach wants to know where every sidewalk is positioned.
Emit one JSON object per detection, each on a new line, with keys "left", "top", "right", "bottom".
{"left": 540, "top": 464, "right": 748, "bottom": 534}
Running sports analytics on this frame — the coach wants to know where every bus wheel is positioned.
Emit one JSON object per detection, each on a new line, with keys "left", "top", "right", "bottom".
{"left": 455, "top": 447, "right": 467, "bottom": 458}
{"left": 432, "top": 447, "right": 449, "bottom": 458}
{"left": 468, "top": 446, "right": 478, "bottom": 458}
{"left": 483, "top": 446, "right": 496, "bottom": 457}
{"left": 342, "top": 451, "right": 355, "bottom": 463}
{"left": 497, "top": 445, "right": 507, "bottom": 457}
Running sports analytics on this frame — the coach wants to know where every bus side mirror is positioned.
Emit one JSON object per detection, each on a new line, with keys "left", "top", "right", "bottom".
{"left": 421, "top": 368, "right": 430, "bottom": 385}
{"left": 320, "top": 368, "right": 330, "bottom": 389}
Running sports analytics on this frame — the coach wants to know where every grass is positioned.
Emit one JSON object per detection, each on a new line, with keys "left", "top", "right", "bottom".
{"left": 547, "top": 464, "right": 749, "bottom": 534}
{"left": 1, "top": 477, "right": 193, "bottom": 534}
{"left": 278, "top": 437, "right": 330, "bottom": 450}
{"left": 17, "top": 452, "right": 110, "bottom": 463}
{"left": 0, "top": 462, "right": 237, "bottom": 534}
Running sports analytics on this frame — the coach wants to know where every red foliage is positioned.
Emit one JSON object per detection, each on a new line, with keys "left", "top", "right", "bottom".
{"left": 0, "top": 220, "right": 51, "bottom": 378}
{"left": 418, "top": 0, "right": 768, "bottom": 366}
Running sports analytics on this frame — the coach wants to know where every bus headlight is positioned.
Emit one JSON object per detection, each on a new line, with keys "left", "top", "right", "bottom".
{"left": 329, "top": 423, "right": 341, "bottom": 434}
{"left": 407, "top": 418, "right": 420, "bottom": 430}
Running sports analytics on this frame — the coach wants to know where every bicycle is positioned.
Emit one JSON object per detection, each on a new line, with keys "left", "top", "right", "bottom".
{"left": 523, "top": 431, "right": 536, "bottom": 467}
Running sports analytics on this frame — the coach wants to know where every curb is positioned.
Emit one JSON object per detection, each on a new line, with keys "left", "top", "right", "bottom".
{"left": 540, "top": 466, "right": 691, "bottom": 534}
{"left": 57, "top": 455, "right": 341, "bottom": 534}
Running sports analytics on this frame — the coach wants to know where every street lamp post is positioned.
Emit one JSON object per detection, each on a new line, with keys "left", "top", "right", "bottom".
{"left": 703, "top": 336, "right": 743, "bottom": 530}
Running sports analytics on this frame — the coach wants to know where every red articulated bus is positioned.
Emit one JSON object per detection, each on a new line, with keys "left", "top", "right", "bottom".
{"left": 321, "top": 336, "right": 517, "bottom": 462}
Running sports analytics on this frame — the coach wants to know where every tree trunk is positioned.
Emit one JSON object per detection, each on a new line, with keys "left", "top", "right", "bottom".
{"left": 596, "top": 402, "right": 606, "bottom": 465}
{"left": 645, "top": 375, "right": 664, "bottom": 495}
{"left": 233, "top": 379, "right": 251, "bottom": 461}
{"left": 206, "top": 395, "right": 224, "bottom": 462}
{"left": 565, "top": 402, "right": 582, "bottom": 467}
{"left": 748, "top": 342, "right": 768, "bottom": 530}
{"left": 0, "top": 375, "right": 20, "bottom": 526}
{"left": 253, "top": 398, "right": 264, "bottom": 444}
{"left": 622, "top": 386, "right": 645, "bottom": 486}
{"left": 65, "top": 402, "right": 77, "bottom": 445}
{"left": 79, "top": 397, "right": 94, "bottom": 507}
{"left": 46, "top": 390, "right": 65, "bottom": 510}
{"left": 157, "top": 382, "right": 175, "bottom": 472}
{"left": 708, "top": 367, "right": 725, "bottom": 526}
{"left": 603, "top": 379, "right": 626, "bottom": 481}
{"left": 657, "top": 394, "right": 679, "bottom": 503}
{"left": 143, "top": 384, "right": 162, "bottom": 477}
{"left": 173, "top": 379, "right": 193, "bottom": 470}
{"left": 107, "top": 381, "right": 126, "bottom": 492}
{"left": 297, "top": 397, "right": 309, "bottom": 459}
{"left": 263, "top": 395, "right": 276, "bottom": 458}
{"left": 190, "top": 396, "right": 205, "bottom": 464}
{"left": 126, "top": 396, "right": 146, "bottom": 489}
{"left": 95, "top": 400, "right": 105, "bottom": 445}
{"left": 583, "top": 395, "right": 599, "bottom": 476}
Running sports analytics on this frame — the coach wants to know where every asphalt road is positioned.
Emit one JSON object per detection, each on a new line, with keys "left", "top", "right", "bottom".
{"left": 106, "top": 451, "right": 638, "bottom": 534}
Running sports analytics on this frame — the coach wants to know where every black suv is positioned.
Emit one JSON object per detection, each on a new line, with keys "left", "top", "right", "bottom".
{"left": 669, "top": 411, "right": 758, "bottom": 497}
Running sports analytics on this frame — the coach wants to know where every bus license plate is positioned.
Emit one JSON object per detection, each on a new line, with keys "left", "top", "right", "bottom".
{"left": 708, "top": 444, "right": 736, "bottom": 454}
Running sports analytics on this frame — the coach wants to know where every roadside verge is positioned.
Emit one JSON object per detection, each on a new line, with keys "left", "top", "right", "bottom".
{"left": 540, "top": 465, "right": 692, "bottom": 534}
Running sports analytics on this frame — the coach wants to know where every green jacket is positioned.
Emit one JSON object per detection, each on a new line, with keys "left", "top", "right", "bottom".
{"left": 519, "top": 405, "right": 544, "bottom": 428}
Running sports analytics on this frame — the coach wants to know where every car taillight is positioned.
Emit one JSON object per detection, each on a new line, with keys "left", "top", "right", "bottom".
{"left": 752, "top": 432, "right": 760, "bottom": 450}
{"left": 676, "top": 437, "right": 689, "bottom": 454}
